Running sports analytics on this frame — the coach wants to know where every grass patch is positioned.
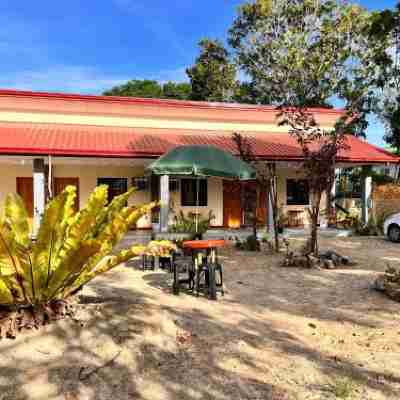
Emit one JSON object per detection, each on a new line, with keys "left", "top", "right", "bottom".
{"left": 330, "top": 377, "right": 356, "bottom": 398}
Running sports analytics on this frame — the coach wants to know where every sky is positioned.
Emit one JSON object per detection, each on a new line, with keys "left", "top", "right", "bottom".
{"left": 0, "top": 0, "right": 397, "bottom": 146}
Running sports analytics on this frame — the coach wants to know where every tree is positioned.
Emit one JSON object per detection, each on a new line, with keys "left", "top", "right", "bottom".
{"left": 233, "top": 80, "right": 272, "bottom": 105}
{"left": 103, "top": 79, "right": 192, "bottom": 100}
{"left": 186, "top": 39, "right": 237, "bottom": 102}
{"left": 369, "top": 3, "right": 400, "bottom": 156}
{"left": 232, "top": 133, "right": 280, "bottom": 252}
{"left": 279, "top": 108, "right": 349, "bottom": 255}
{"left": 162, "top": 82, "right": 192, "bottom": 100}
{"left": 103, "top": 80, "right": 163, "bottom": 98}
{"left": 229, "top": 0, "right": 389, "bottom": 134}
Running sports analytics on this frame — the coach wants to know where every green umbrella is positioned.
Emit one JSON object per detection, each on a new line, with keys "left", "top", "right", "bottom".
{"left": 147, "top": 145, "right": 256, "bottom": 180}
{"left": 147, "top": 145, "right": 256, "bottom": 232}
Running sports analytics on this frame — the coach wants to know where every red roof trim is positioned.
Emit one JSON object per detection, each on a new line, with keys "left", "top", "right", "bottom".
{"left": 0, "top": 122, "right": 397, "bottom": 164}
{"left": 0, "top": 88, "right": 345, "bottom": 115}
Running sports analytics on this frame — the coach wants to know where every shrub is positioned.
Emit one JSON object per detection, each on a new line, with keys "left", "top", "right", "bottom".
{"left": 235, "top": 235, "right": 260, "bottom": 251}
{"left": 0, "top": 186, "right": 157, "bottom": 337}
{"left": 170, "top": 210, "right": 215, "bottom": 239}
{"left": 351, "top": 213, "right": 388, "bottom": 236}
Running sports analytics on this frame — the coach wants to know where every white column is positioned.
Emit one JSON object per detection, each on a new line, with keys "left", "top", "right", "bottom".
{"left": 33, "top": 158, "right": 46, "bottom": 236}
{"left": 159, "top": 175, "right": 170, "bottom": 233}
{"left": 361, "top": 171, "right": 372, "bottom": 225}
{"left": 268, "top": 186, "right": 274, "bottom": 233}
{"left": 326, "top": 169, "right": 337, "bottom": 216}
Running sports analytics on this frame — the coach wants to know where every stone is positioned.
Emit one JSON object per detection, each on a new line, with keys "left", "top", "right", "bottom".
{"left": 341, "top": 256, "right": 351, "bottom": 265}
{"left": 330, "top": 254, "right": 341, "bottom": 266}
{"left": 307, "top": 255, "right": 320, "bottom": 269}
{"left": 373, "top": 275, "right": 387, "bottom": 292}
{"left": 323, "top": 259, "right": 335, "bottom": 269}
{"left": 384, "top": 282, "right": 400, "bottom": 302}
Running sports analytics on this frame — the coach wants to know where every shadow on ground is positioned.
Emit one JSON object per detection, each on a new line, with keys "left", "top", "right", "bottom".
{"left": 0, "top": 237, "right": 399, "bottom": 399}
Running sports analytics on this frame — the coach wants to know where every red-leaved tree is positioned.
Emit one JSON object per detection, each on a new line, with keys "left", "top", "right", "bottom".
{"left": 279, "top": 108, "right": 349, "bottom": 255}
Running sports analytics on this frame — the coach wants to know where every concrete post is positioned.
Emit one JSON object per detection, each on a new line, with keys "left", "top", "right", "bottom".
{"left": 361, "top": 169, "right": 372, "bottom": 225}
{"left": 326, "top": 169, "right": 337, "bottom": 220}
{"left": 268, "top": 185, "right": 274, "bottom": 233}
{"left": 159, "top": 175, "right": 170, "bottom": 233}
{"left": 33, "top": 158, "right": 46, "bottom": 236}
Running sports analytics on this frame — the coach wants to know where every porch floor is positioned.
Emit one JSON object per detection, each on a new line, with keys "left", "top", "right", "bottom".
{"left": 121, "top": 226, "right": 352, "bottom": 247}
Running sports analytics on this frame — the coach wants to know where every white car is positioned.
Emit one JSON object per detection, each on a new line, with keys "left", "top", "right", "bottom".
{"left": 384, "top": 213, "right": 400, "bottom": 242}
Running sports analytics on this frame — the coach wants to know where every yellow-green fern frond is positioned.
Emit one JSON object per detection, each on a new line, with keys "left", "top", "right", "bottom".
{"left": 31, "top": 186, "right": 77, "bottom": 295}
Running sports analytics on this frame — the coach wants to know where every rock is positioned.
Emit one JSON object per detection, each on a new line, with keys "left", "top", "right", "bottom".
{"left": 323, "top": 259, "right": 335, "bottom": 269}
{"left": 307, "top": 255, "right": 320, "bottom": 269}
{"left": 308, "top": 323, "right": 317, "bottom": 329}
{"left": 384, "top": 282, "right": 400, "bottom": 302}
{"left": 341, "top": 256, "right": 351, "bottom": 265}
{"left": 373, "top": 275, "right": 387, "bottom": 292}
{"left": 330, "top": 254, "right": 341, "bottom": 266}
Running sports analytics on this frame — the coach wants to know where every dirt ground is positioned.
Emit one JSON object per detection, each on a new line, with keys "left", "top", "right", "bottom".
{"left": 1, "top": 236, "right": 400, "bottom": 400}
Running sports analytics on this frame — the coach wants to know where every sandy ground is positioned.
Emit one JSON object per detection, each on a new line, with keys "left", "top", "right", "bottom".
{"left": 1, "top": 236, "right": 400, "bottom": 400}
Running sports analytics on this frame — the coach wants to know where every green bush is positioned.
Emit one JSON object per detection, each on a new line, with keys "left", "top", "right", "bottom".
{"left": 170, "top": 211, "right": 215, "bottom": 239}
{"left": 351, "top": 213, "right": 388, "bottom": 236}
{"left": 235, "top": 235, "right": 260, "bottom": 251}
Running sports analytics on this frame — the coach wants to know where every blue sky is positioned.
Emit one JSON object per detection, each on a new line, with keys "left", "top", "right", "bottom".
{"left": 0, "top": 0, "right": 397, "bottom": 146}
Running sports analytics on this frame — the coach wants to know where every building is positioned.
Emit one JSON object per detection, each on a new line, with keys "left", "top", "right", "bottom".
{"left": 0, "top": 89, "right": 397, "bottom": 231}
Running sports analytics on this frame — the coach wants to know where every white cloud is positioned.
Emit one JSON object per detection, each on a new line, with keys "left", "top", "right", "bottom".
{"left": 0, "top": 66, "right": 129, "bottom": 94}
{"left": 0, "top": 65, "right": 188, "bottom": 94}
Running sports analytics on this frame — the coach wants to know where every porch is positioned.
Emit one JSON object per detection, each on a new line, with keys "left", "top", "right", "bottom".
{"left": 0, "top": 155, "right": 375, "bottom": 234}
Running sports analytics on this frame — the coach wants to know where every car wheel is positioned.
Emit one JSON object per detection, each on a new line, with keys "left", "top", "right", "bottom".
{"left": 388, "top": 225, "right": 400, "bottom": 242}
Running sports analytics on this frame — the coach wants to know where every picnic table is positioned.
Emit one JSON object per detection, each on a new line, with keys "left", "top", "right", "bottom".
{"left": 173, "top": 239, "right": 225, "bottom": 300}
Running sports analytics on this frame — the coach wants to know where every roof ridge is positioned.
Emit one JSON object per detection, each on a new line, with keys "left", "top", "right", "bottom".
{"left": 0, "top": 88, "right": 345, "bottom": 114}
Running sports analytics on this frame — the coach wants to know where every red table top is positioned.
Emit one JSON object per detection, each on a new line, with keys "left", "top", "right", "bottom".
{"left": 183, "top": 239, "right": 226, "bottom": 249}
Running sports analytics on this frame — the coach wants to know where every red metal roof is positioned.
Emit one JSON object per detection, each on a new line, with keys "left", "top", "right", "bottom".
{"left": 0, "top": 122, "right": 397, "bottom": 164}
{"left": 0, "top": 89, "right": 344, "bottom": 114}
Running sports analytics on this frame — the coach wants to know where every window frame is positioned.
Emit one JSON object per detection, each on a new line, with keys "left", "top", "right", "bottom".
{"left": 286, "top": 179, "right": 310, "bottom": 206}
{"left": 180, "top": 178, "right": 208, "bottom": 207}
{"left": 97, "top": 177, "right": 128, "bottom": 204}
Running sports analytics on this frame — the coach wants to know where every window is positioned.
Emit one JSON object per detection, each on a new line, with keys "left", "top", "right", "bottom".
{"left": 181, "top": 179, "right": 207, "bottom": 206}
{"left": 97, "top": 178, "right": 128, "bottom": 204}
{"left": 287, "top": 179, "right": 309, "bottom": 205}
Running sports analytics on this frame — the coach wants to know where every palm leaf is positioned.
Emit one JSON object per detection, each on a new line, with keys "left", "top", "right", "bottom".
{"left": 65, "top": 244, "right": 146, "bottom": 296}
{"left": 0, "top": 222, "right": 28, "bottom": 303}
{"left": 0, "top": 277, "right": 14, "bottom": 304}
{"left": 63, "top": 202, "right": 155, "bottom": 295}
{"left": 45, "top": 240, "right": 102, "bottom": 300}
{"left": 5, "top": 194, "right": 30, "bottom": 247}
{"left": 31, "top": 186, "right": 76, "bottom": 297}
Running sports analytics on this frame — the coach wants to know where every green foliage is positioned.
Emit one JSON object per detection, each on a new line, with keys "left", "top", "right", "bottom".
{"left": 235, "top": 235, "right": 260, "bottom": 252}
{"left": 330, "top": 377, "right": 356, "bottom": 399}
{"left": 187, "top": 39, "right": 237, "bottom": 102}
{"left": 103, "top": 79, "right": 192, "bottom": 100}
{"left": 369, "top": 3, "right": 400, "bottom": 153}
{"left": 170, "top": 211, "right": 215, "bottom": 239}
{"left": 0, "top": 186, "right": 155, "bottom": 307}
{"left": 229, "top": 0, "right": 390, "bottom": 135}
{"left": 351, "top": 213, "right": 388, "bottom": 236}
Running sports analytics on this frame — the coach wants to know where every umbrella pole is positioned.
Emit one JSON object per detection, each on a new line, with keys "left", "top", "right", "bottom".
{"left": 195, "top": 178, "right": 199, "bottom": 234}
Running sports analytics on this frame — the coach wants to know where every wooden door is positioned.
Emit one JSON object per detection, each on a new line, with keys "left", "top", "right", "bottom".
{"left": 54, "top": 177, "right": 80, "bottom": 211}
{"left": 16, "top": 177, "right": 33, "bottom": 217}
{"left": 223, "top": 181, "right": 242, "bottom": 228}
{"left": 257, "top": 186, "right": 267, "bottom": 226}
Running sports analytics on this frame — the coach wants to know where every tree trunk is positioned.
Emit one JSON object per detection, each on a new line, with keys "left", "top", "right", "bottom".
{"left": 273, "top": 209, "right": 279, "bottom": 252}
{"left": 310, "top": 191, "right": 322, "bottom": 256}
{"left": 310, "top": 213, "right": 319, "bottom": 256}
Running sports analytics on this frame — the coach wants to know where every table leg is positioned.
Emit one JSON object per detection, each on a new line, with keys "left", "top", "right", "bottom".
{"left": 208, "top": 262, "right": 217, "bottom": 300}
{"left": 173, "top": 261, "right": 180, "bottom": 295}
